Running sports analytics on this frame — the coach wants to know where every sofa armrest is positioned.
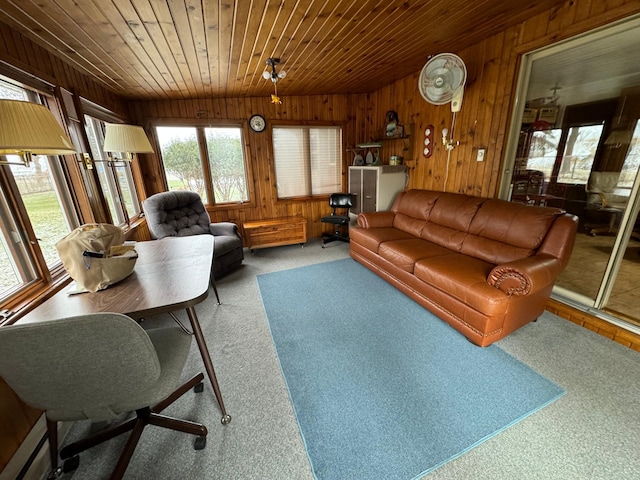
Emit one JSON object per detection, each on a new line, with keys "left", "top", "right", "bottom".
{"left": 357, "top": 211, "right": 395, "bottom": 229}
{"left": 209, "top": 222, "right": 240, "bottom": 238}
{"left": 487, "top": 254, "right": 563, "bottom": 296}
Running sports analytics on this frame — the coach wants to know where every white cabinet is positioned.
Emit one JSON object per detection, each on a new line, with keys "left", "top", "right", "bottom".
{"left": 348, "top": 166, "right": 407, "bottom": 215}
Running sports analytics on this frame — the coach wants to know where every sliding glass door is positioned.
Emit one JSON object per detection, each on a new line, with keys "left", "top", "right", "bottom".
{"left": 503, "top": 17, "right": 640, "bottom": 329}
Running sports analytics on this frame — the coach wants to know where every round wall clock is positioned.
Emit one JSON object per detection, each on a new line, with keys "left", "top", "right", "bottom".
{"left": 249, "top": 114, "right": 266, "bottom": 132}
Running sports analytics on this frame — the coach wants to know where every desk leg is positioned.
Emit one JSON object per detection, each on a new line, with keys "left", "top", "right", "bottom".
{"left": 186, "top": 306, "right": 231, "bottom": 425}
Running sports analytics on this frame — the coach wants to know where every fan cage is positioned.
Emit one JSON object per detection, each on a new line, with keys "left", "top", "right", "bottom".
{"left": 418, "top": 53, "right": 467, "bottom": 105}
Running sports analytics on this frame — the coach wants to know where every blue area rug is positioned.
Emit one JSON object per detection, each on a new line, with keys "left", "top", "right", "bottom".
{"left": 257, "top": 258, "right": 565, "bottom": 480}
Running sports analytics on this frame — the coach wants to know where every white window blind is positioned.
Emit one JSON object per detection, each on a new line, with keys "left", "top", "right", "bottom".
{"left": 273, "top": 126, "right": 342, "bottom": 198}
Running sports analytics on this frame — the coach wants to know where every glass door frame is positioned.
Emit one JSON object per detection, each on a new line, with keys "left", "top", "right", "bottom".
{"left": 501, "top": 15, "right": 640, "bottom": 333}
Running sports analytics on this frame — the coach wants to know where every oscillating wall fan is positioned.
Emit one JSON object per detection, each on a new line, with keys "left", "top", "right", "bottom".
{"left": 418, "top": 53, "right": 467, "bottom": 112}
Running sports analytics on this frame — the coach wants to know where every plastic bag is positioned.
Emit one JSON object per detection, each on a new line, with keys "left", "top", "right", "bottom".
{"left": 56, "top": 224, "right": 138, "bottom": 292}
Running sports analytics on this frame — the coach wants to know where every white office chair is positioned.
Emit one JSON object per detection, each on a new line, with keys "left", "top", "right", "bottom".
{"left": 584, "top": 171, "right": 629, "bottom": 235}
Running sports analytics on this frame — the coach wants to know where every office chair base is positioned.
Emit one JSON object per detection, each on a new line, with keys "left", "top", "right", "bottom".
{"left": 46, "top": 466, "right": 64, "bottom": 480}
{"left": 195, "top": 435, "right": 207, "bottom": 450}
{"left": 63, "top": 455, "right": 79, "bottom": 473}
{"left": 56, "top": 373, "right": 207, "bottom": 480}
{"left": 45, "top": 455, "right": 79, "bottom": 479}
{"left": 321, "top": 231, "right": 350, "bottom": 247}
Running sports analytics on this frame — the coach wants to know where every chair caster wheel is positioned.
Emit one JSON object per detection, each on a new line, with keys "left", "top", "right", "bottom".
{"left": 47, "top": 466, "right": 63, "bottom": 480}
{"left": 221, "top": 414, "right": 231, "bottom": 425}
{"left": 63, "top": 455, "right": 80, "bottom": 472}
{"left": 194, "top": 435, "right": 207, "bottom": 450}
{"left": 194, "top": 382, "right": 204, "bottom": 393}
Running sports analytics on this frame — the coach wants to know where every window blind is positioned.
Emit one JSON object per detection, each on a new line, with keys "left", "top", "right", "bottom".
{"left": 273, "top": 126, "right": 341, "bottom": 198}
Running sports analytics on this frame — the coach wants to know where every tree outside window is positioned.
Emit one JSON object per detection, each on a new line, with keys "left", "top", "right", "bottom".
{"left": 156, "top": 125, "right": 249, "bottom": 204}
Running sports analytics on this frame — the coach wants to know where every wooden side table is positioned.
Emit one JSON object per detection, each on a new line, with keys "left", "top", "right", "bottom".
{"left": 243, "top": 217, "right": 307, "bottom": 252}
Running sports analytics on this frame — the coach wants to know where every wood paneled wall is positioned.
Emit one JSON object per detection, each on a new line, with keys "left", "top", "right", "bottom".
{"left": 128, "top": 94, "right": 362, "bottom": 238}
{"left": 362, "top": 0, "right": 640, "bottom": 198}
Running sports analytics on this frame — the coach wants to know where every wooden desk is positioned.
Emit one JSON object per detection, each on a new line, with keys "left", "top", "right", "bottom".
{"left": 19, "top": 235, "right": 231, "bottom": 424}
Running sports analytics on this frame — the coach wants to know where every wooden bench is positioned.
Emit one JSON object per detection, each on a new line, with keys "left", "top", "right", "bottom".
{"left": 243, "top": 216, "right": 307, "bottom": 252}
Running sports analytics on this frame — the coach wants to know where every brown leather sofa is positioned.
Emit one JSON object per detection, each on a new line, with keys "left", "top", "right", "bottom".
{"left": 349, "top": 189, "right": 578, "bottom": 347}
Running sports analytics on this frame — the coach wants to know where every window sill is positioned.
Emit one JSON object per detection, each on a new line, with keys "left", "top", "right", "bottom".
{"left": 1, "top": 274, "right": 72, "bottom": 326}
{"left": 207, "top": 200, "right": 256, "bottom": 210}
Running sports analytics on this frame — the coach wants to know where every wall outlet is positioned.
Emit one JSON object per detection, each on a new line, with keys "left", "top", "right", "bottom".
{"left": 476, "top": 148, "right": 486, "bottom": 162}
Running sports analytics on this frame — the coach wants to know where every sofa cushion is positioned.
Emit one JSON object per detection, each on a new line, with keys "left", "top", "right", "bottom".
{"left": 420, "top": 193, "right": 484, "bottom": 251}
{"left": 379, "top": 239, "right": 452, "bottom": 273}
{"left": 393, "top": 190, "right": 441, "bottom": 219}
{"left": 391, "top": 190, "right": 441, "bottom": 236}
{"left": 349, "top": 227, "right": 414, "bottom": 254}
{"left": 392, "top": 214, "right": 427, "bottom": 237}
{"left": 414, "top": 253, "right": 509, "bottom": 316}
{"left": 461, "top": 199, "right": 565, "bottom": 264}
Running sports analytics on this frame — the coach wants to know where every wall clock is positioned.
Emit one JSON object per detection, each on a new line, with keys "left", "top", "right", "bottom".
{"left": 249, "top": 114, "right": 266, "bottom": 132}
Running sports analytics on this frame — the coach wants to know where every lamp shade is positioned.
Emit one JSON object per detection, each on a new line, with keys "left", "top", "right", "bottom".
{"left": 103, "top": 123, "right": 154, "bottom": 153}
{"left": 0, "top": 99, "right": 76, "bottom": 156}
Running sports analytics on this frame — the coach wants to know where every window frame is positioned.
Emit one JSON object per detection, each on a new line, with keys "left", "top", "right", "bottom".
{"left": 82, "top": 105, "right": 145, "bottom": 228}
{"left": 271, "top": 122, "right": 344, "bottom": 201}
{"left": 153, "top": 119, "right": 255, "bottom": 210}
{"left": 0, "top": 76, "right": 82, "bottom": 320}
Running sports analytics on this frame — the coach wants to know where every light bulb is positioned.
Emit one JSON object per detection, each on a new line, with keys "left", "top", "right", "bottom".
{"left": 262, "top": 71, "right": 271, "bottom": 80}
{"left": 278, "top": 70, "right": 287, "bottom": 79}
{"left": 442, "top": 128, "right": 448, "bottom": 137}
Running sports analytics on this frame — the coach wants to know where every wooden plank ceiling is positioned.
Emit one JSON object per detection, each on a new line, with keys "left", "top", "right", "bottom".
{"left": 0, "top": 0, "right": 561, "bottom": 101}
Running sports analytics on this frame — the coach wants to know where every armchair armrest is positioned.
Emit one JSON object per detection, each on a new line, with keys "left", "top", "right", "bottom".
{"left": 487, "top": 254, "right": 563, "bottom": 296}
{"left": 599, "top": 191, "right": 629, "bottom": 209}
{"left": 209, "top": 222, "right": 240, "bottom": 238}
{"left": 357, "top": 211, "right": 395, "bottom": 229}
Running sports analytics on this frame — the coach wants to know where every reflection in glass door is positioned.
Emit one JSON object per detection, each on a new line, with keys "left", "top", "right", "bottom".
{"left": 600, "top": 124, "right": 640, "bottom": 324}
{"left": 532, "top": 115, "right": 640, "bottom": 324}
{"left": 605, "top": 207, "right": 640, "bottom": 322}
{"left": 503, "top": 16, "right": 640, "bottom": 329}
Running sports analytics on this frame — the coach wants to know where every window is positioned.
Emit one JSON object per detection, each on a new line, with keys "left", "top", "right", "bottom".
{"left": 0, "top": 77, "right": 78, "bottom": 301}
{"left": 155, "top": 125, "right": 249, "bottom": 204}
{"left": 84, "top": 115, "right": 142, "bottom": 225}
{"left": 522, "top": 124, "right": 605, "bottom": 185}
{"left": 556, "top": 125, "right": 604, "bottom": 184}
{"left": 0, "top": 188, "right": 37, "bottom": 297}
{"left": 272, "top": 126, "right": 342, "bottom": 198}
{"left": 619, "top": 120, "right": 640, "bottom": 188}
{"left": 524, "top": 128, "right": 562, "bottom": 180}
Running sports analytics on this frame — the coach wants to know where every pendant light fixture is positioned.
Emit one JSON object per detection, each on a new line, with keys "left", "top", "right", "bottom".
{"left": 262, "top": 58, "right": 286, "bottom": 104}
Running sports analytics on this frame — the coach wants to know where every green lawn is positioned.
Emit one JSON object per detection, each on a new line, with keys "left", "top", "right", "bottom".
{"left": 0, "top": 190, "right": 69, "bottom": 293}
